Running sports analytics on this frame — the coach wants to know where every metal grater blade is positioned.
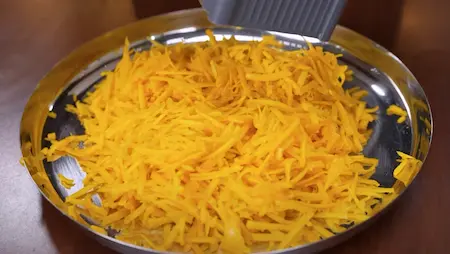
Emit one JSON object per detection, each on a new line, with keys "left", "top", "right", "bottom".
{"left": 201, "top": 0, "right": 347, "bottom": 41}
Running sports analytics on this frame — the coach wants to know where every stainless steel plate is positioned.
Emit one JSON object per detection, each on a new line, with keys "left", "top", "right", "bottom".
{"left": 20, "top": 8, "right": 432, "bottom": 254}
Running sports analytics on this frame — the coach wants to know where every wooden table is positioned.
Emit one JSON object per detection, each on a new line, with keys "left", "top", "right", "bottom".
{"left": 1, "top": 0, "right": 449, "bottom": 253}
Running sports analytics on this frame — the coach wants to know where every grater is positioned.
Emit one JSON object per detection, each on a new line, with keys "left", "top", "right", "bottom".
{"left": 200, "top": 0, "right": 347, "bottom": 41}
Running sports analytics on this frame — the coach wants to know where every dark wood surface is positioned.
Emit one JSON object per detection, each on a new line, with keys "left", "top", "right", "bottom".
{"left": 0, "top": 0, "right": 449, "bottom": 253}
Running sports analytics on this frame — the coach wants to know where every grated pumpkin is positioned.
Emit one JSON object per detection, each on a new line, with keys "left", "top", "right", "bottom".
{"left": 40, "top": 31, "right": 422, "bottom": 253}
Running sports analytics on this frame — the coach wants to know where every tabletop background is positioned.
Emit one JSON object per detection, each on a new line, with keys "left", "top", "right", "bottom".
{"left": 1, "top": 0, "right": 449, "bottom": 253}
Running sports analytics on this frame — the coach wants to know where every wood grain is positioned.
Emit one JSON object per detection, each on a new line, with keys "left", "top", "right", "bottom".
{"left": 0, "top": 0, "right": 449, "bottom": 253}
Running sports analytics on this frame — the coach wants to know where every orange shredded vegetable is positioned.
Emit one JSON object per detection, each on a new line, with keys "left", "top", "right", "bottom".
{"left": 387, "top": 104, "right": 407, "bottom": 123}
{"left": 393, "top": 152, "right": 422, "bottom": 186}
{"left": 58, "top": 173, "right": 75, "bottom": 189}
{"left": 39, "top": 32, "right": 422, "bottom": 253}
{"left": 48, "top": 111, "right": 57, "bottom": 119}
